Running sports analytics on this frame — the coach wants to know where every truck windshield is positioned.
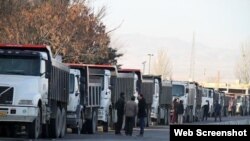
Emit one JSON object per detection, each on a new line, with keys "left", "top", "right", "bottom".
{"left": 0, "top": 56, "right": 40, "bottom": 76}
{"left": 172, "top": 85, "right": 185, "bottom": 97}
{"left": 236, "top": 96, "right": 241, "bottom": 103}
{"left": 69, "top": 74, "right": 75, "bottom": 94}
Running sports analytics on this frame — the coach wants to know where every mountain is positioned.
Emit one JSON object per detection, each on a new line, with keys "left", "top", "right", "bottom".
{"left": 111, "top": 33, "right": 239, "bottom": 83}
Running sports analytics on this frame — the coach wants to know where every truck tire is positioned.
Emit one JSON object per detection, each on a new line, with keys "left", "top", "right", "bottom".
{"left": 60, "top": 108, "right": 66, "bottom": 138}
{"left": 163, "top": 109, "right": 168, "bottom": 125}
{"left": 103, "top": 113, "right": 109, "bottom": 132}
{"left": 28, "top": 107, "right": 41, "bottom": 139}
{"left": 72, "top": 110, "right": 83, "bottom": 134}
{"left": 50, "top": 107, "right": 61, "bottom": 138}
{"left": 157, "top": 108, "right": 161, "bottom": 125}
{"left": 88, "top": 110, "right": 97, "bottom": 134}
{"left": 145, "top": 108, "right": 150, "bottom": 127}
{"left": 103, "top": 122, "right": 108, "bottom": 132}
{"left": 41, "top": 124, "right": 49, "bottom": 138}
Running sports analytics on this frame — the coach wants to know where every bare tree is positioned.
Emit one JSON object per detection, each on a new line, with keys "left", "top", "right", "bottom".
{"left": 0, "top": 0, "right": 121, "bottom": 64}
{"left": 152, "top": 48, "right": 172, "bottom": 80}
{"left": 235, "top": 41, "right": 250, "bottom": 84}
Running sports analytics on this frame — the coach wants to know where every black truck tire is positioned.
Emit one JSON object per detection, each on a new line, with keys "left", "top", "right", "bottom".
{"left": 50, "top": 107, "right": 61, "bottom": 138}
{"left": 60, "top": 108, "right": 66, "bottom": 138}
{"left": 28, "top": 107, "right": 41, "bottom": 139}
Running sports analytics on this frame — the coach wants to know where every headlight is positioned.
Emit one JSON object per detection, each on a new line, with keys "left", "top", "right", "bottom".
{"left": 18, "top": 100, "right": 33, "bottom": 105}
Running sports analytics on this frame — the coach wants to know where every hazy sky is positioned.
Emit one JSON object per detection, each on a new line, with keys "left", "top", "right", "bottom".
{"left": 92, "top": 0, "right": 250, "bottom": 83}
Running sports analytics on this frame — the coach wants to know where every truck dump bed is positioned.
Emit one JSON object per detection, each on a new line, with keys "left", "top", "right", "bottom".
{"left": 160, "top": 81, "right": 172, "bottom": 105}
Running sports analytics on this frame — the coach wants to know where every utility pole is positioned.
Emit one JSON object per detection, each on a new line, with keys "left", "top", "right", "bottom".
{"left": 148, "top": 54, "right": 153, "bottom": 75}
{"left": 142, "top": 61, "right": 146, "bottom": 74}
{"left": 216, "top": 70, "right": 220, "bottom": 90}
{"left": 189, "top": 32, "right": 195, "bottom": 81}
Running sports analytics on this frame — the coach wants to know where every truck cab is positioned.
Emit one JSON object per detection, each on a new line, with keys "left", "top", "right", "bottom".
{"left": 150, "top": 78, "right": 160, "bottom": 121}
{"left": 66, "top": 69, "right": 84, "bottom": 134}
{"left": 98, "top": 69, "right": 112, "bottom": 132}
{"left": 0, "top": 44, "right": 69, "bottom": 139}
{"left": 171, "top": 81, "right": 199, "bottom": 123}
{"left": 171, "top": 81, "right": 189, "bottom": 113}
{"left": 201, "top": 88, "right": 214, "bottom": 116}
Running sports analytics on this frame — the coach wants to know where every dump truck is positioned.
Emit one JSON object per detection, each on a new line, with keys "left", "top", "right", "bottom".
{"left": 171, "top": 81, "right": 202, "bottom": 123}
{"left": 0, "top": 44, "right": 69, "bottom": 139}
{"left": 141, "top": 75, "right": 172, "bottom": 126}
{"left": 159, "top": 80, "right": 172, "bottom": 125}
{"left": 110, "top": 69, "right": 142, "bottom": 128}
{"left": 66, "top": 64, "right": 104, "bottom": 134}
{"left": 201, "top": 87, "right": 214, "bottom": 117}
{"left": 141, "top": 75, "right": 161, "bottom": 126}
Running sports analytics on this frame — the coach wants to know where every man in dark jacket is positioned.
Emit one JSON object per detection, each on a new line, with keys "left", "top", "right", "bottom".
{"left": 214, "top": 100, "right": 221, "bottom": 122}
{"left": 177, "top": 100, "right": 184, "bottom": 124}
{"left": 137, "top": 94, "right": 147, "bottom": 136}
{"left": 202, "top": 100, "right": 209, "bottom": 121}
{"left": 115, "top": 92, "right": 125, "bottom": 134}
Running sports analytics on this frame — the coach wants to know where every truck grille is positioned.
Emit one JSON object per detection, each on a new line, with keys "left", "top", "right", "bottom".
{"left": 0, "top": 86, "right": 14, "bottom": 105}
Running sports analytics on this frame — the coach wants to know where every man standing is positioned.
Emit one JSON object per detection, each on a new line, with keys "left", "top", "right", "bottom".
{"left": 214, "top": 100, "right": 222, "bottom": 122}
{"left": 177, "top": 100, "right": 184, "bottom": 124}
{"left": 124, "top": 96, "right": 138, "bottom": 136}
{"left": 115, "top": 92, "right": 125, "bottom": 135}
{"left": 171, "top": 98, "right": 179, "bottom": 123}
{"left": 137, "top": 94, "right": 147, "bottom": 136}
{"left": 202, "top": 100, "right": 209, "bottom": 121}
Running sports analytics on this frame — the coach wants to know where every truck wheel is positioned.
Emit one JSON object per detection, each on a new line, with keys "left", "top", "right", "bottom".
{"left": 89, "top": 110, "right": 97, "bottom": 134}
{"left": 60, "top": 108, "right": 66, "bottom": 138}
{"left": 145, "top": 115, "right": 149, "bottom": 127}
{"left": 157, "top": 108, "right": 161, "bottom": 125}
{"left": 28, "top": 107, "right": 41, "bottom": 139}
{"left": 50, "top": 107, "right": 61, "bottom": 138}
{"left": 109, "top": 108, "right": 116, "bottom": 130}
{"left": 41, "top": 124, "right": 49, "bottom": 138}
{"left": 164, "top": 109, "right": 168, "bottom": 125}
{"left": 103, "top": 112, "right": 109, "bottom": 132}
{"left": 5, "top": 124, "right": 16, "bottom": 137}
{"left": 72, "top": 110, "right": 83, "bottom": 134}
{"left": 103, "top": 122, "right": 108, "bottom": 132}
{"left": 146, "top": 108, "right": 151, "bottom": 127}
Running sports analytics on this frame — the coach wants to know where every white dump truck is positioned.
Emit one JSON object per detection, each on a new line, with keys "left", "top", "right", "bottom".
{"left": 141, "top": 75, "right": 172, "bottom": 126}
{"left": 171, "top": 81, "right": 201, "bottom": 123}
{"left": 110, "top": 69, "right": 142, "bottom": 128}
{"left": 158, "top": 80, "right": 172, "bottom": 125}
{"left": 66, "top": 64, "right": 104, "bottom": 134}
{"left": 91, "top": 65, "right": 117, "bottom": 132}
{"left": 236, "top": 94, "right": 249, "bottom": 116}
{"left": 141, "top": 75, "right": 160, "bottom": 126}
{"left": 201, "top": 87, "right": 214, "bottom": 117}
{"left": 0, "top": 44, "right": 70, "bottom": 139}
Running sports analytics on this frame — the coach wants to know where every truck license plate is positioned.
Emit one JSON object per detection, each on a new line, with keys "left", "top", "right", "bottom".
{"left": 0, "top": 111, "right": 7, "bottom": 117}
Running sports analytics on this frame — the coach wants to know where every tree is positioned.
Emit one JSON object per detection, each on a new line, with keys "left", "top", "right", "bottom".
{"left": 235, "top": 41, "right": 250, "bottom": 84}
{"left": 152, "top": 48, "right": 172, "bottom": 80}
{"left": 0, "top": 0, "right": 122, "bottom": 65}
{"left": 96, "top": 47, "right": 123, "bottom": 65}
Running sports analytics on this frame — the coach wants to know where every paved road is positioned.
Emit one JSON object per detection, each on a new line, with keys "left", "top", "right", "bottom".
{"left": 1, "top": 115, "right": 249, "bottom": 141}
{"left": 0, "top": 126, "right": 170, "bottom": 141}
{"left": 182, "top": 115, "right": 250, "bottom": 125}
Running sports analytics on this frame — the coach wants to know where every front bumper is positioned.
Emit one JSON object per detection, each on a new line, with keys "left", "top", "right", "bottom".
{"left": 0, "top": 105, "right": 38, "bottom": 122}
{"left": 98, "top": 109, "right": 107, "bottom": 122}
{"left": 151, "top": 112, "right": 157, "bottom": 119}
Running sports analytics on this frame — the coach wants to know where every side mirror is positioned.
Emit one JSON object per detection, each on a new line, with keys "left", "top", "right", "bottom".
{"left": 45, "top": 61, "right": 50, "bottom": 78}
{"left": 186, "top": 88, "right": 189, "bottom": 94}
{"left": 80, "top": 77, "right": 85, "bottom": 83}
{"left": 75, "top": 92, "right": 80, "bottom": 97}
